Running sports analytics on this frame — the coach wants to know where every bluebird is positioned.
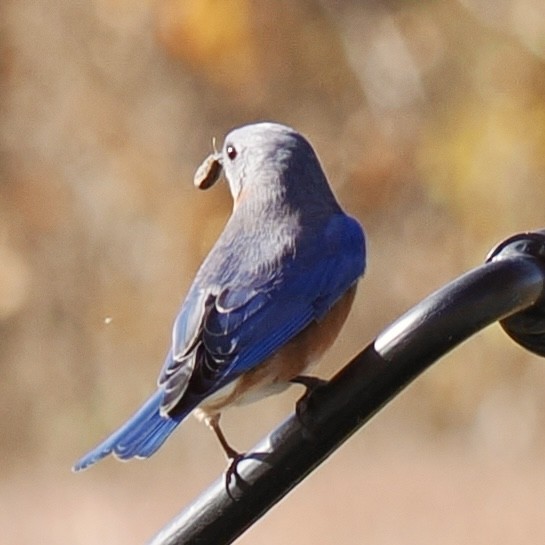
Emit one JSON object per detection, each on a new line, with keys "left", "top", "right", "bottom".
{"left": 73, "top": 122, "right": 365, "bottom": 472}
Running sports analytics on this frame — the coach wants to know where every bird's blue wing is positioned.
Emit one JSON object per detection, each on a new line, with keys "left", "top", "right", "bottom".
{"left": 222, "top": 213, "right": 366, "bottom": 374}
{"left": 160, "top": 213, "right": 365, "bottom": 411}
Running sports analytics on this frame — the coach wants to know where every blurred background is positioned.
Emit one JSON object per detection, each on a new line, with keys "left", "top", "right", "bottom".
{"left": 2, "top": 0, "right": 545, "bottom": 543}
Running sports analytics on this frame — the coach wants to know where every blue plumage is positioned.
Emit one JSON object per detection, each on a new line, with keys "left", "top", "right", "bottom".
{"left": 74, "top": 122, "right": 365, "bottom": 472}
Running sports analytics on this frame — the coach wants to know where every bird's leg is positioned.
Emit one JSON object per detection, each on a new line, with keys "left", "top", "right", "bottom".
{"left": 204, "top": 413, "right": 247, "bottom": 491}
{"left": 204, "top": 413, "right": 241, "bottom": 460}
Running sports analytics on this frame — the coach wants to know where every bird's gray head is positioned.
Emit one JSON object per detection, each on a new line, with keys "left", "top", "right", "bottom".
{"left": 194, "top": 122, "right": 340, "bottom": 213}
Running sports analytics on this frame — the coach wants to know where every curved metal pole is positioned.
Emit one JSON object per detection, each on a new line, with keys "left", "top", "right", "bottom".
{"left": 147, "top": 230, "right": 545, "bottom": 545}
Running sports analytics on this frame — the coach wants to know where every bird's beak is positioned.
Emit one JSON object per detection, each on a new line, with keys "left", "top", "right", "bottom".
{"left": 194, "top": 152, "right": 223, "bottom": 190}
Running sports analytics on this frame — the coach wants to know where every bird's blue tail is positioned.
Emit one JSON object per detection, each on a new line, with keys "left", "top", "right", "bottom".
{"left": 73, "top": 390, "right": 185, "bottom": 472}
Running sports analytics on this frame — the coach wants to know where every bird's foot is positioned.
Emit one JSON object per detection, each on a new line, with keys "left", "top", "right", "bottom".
{"left": 224, "top": 450, "right": 247, "bottom": 494}
{"left": 291, "top": 375, "right": 329, "bottom": 438}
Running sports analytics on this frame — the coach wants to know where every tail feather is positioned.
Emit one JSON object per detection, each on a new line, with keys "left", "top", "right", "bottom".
{"left": 73, "top": 390, "right": 186, "bottom": 472}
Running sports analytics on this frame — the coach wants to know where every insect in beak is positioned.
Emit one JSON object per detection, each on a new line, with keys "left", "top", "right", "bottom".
{"left": 194, "top": 137, "right": 223, "bottom": 190}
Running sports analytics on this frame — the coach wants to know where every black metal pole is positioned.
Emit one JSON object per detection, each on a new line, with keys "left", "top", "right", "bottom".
{"left": 147, "top": 230, "right": 545, "bottom": 545}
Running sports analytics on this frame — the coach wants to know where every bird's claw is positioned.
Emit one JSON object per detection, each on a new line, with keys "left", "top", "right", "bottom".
{"left": 291, "top": 375, "right": 328, "bottom": 439}
{"left": 291, "top": 375, "right": 328, "bottom": 393}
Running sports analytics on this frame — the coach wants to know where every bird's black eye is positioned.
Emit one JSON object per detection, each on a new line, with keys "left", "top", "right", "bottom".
{"left": 226, "top": 144, "right": 237, "bottom": 160}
